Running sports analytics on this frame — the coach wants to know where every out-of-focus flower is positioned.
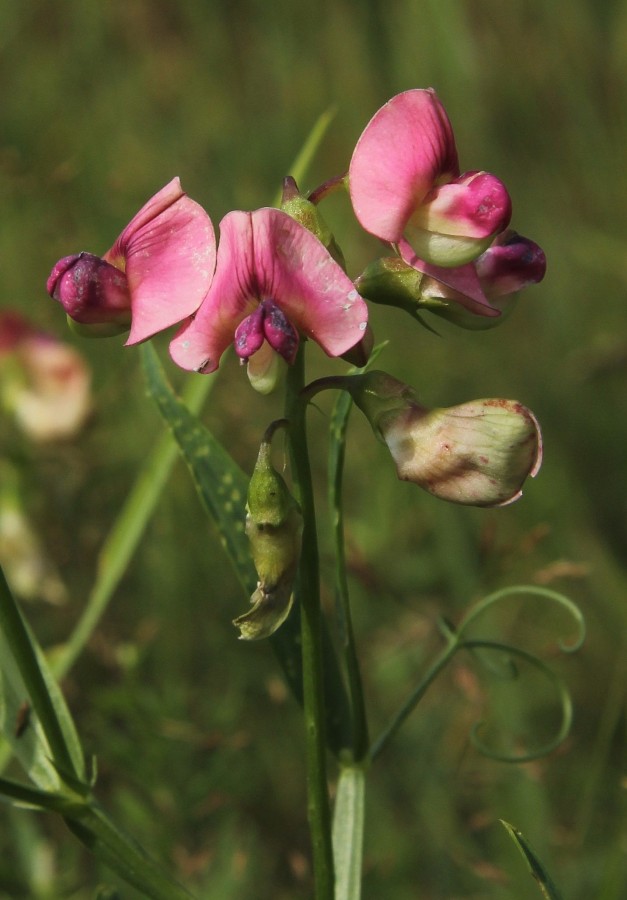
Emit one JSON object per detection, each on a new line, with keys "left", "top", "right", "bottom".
{"left": 358, "top": 230, "right": 546, "bottom": 327}
{"left": 169, "top": 208, "right": 368, "bottom": 389}
{"left": 47, "top": 178, "right": 216, "bottom": 344}
{"left": 0, "top": 311, "right": 91, "bottom": 441}
{"left": 234, "top": 434, "right": 302, "bottom": 640}
{"left": 346, "top": 371, "right": 542, "bottom": 507}
{"left": 0, "top": 460, "right": 67, "bottom": 604}
{"left": 349, "top": 89, "right": 512, "bottom": 268}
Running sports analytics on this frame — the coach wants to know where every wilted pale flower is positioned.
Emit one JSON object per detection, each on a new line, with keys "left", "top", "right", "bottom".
{"left": 0, "top": 311, "right": 91, "bottom": 441}
{"left": 169, "top": 208, "right": 368, "bottom": 391}
{"left": 47, "top": 178, "right": 216, "bottom": 343}
{"left": 347, "top": 371, "right": 542, "bottom": 507}
{"left": 349, "top": 89, "right": 512, "bottom": 268}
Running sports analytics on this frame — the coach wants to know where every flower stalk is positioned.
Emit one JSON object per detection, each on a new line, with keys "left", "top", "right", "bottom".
{"left": 285, "top": 346, "right": 334, "bottom": 899}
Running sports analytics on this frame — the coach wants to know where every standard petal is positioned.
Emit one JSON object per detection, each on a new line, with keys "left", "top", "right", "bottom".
{"left": 249, "top": 208, "right": 368, "bottom": 357}
{"left": 104, "top": 178, "right": 217, "bottom": 345}
{"left": 349, "top": 89, "right": 459, "bottom": 243}
{"left": 169, "top": 210, "right": 259, "bottom": 373}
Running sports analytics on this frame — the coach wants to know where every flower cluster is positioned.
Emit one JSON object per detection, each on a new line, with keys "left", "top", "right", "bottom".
{"left": 47, "top": 89, "right": 545, "bottom": 506}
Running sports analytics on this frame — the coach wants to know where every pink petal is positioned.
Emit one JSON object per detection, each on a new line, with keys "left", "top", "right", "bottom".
{"left": 105, "top": 178, "right": 216, "bottom": 345}
{"left": 398, "top": 238, "right": 500, "bottom": 317}
{"left": 170, "top": 209, "right": 368, "bottom": 373}
{"left": 250, "top": 209, "right": 368, "bottom": 355}
{"left": 170, "top": 211, "right": 260, "bottom": 373}
{"left": 349, "top": 89, "right": 459, "bottom": 243}
{"left": 414, "top": 172, "right": 512, "bottom": 239}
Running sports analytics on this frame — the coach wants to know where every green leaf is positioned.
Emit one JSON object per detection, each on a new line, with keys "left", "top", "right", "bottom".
{"left": 0, "top": 775, "right": 84, "bottom": 815}
{"left": 0, "top": 566, "right": 85, "bottom": 788}
{"left": 141, "top": 344, "right": 257, "bottom": 592}
{"left": 500, "top": 819, "right": 563, "bottom": 900}
{"left": 273, "top": 106, "right": 337, "bottom": 206}
{"left": 332, "top": 765, "right": 366, "bottom": 900}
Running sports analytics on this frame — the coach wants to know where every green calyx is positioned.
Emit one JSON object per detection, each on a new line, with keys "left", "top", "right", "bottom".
{"left": 355, "top": 257, "right": 425, "bottom": 315}
{"left": 344, "top": 371, "right": 421, "bottom": 441}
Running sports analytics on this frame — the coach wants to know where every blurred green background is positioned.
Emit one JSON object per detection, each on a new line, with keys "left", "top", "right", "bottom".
{"left": 1, "top": 0, "right": 626, "bottom": 897}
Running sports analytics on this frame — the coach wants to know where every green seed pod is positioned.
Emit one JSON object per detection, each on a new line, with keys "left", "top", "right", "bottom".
{"left": 233, "top": 435, "right": 303, "bottom": 640}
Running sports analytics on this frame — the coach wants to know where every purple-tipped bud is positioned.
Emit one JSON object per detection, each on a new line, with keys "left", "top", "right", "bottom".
{"left": 347, "top": 371, "right": 542, "bottom": 507}
{"left": 47, "top": 253, "right": 132, "bottom": 333}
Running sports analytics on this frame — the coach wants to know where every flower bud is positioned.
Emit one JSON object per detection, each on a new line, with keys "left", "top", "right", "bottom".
{"left": 347, "top": 371, "right": 542, "bottom": 507}
{"left": 234, "top": 436, "right": 303, "bottom": 639}
{"left": 281, "top": 176, "right": 346, "bottom": 268}
{"left": 47, "top": 252, "right": 133, "bottom": 336}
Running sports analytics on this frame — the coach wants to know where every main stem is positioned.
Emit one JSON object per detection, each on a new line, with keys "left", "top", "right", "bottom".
{"left": 285, "top": 348, "right": 334, "bottom": 899}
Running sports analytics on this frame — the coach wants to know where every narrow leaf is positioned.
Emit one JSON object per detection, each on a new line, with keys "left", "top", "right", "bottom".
{"left": 0, "top": 566, "right": 85, "bottom": 786}
{"left": 332, "top": 765, "right": 366, "bottom": 900}
{"left": 501, "top": 819, "right": 563, "bottom": 900}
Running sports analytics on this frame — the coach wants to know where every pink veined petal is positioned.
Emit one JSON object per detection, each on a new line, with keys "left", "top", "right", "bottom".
{"left": 170, "top": 209, "right": 368, "bottom": 373}
{"left": 410, "top": 171, "right": 512, "bottom": 239}
{"left": 248, "top": 208, "right": 368, "bottom": 357}
{"left": 105, "top": 178, "right": 217, "bottom": 345}
{"left": 399, "top": 238, "right": 500, "bottom": 318}
{"left": 349, "top": 89, "right": 460, "bottom": 243}
{"left": 169, "top": 210, "right": 258, "bottom": 373}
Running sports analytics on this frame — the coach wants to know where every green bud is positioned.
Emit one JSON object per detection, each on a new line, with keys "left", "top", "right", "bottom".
{"left": 281, "top": 177, "right": 345, "bottom": 268}
{"left": 233, "top": 436, "right": 303, "bottom": 640}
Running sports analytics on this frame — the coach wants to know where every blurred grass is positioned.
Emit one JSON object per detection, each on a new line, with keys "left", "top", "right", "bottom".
{"left": 0, "top": 0, "right": 626, "bottom": 897}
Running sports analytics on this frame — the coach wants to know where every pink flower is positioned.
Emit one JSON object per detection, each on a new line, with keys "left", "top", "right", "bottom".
{"left": 169, "top": 207, "right": 369, "bottom": 376}
{"left": 349, "top": 89, "right": 512, "bottom": 268}
{"left": 0, "top": 312, "right": 91, "bottom": 441}
{"left": 47, "top": 178, "right": 216, "bottom": 345}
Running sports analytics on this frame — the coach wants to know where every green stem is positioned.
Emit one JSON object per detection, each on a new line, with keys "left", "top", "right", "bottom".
{"left": 329, "top": 392, "right": 369, "bottom": 761}
{"left": 285, "top": 348, "right": 334, "bottom": 899}
{"left": 369, "top": 633, "right": 459, "bottom": 763}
